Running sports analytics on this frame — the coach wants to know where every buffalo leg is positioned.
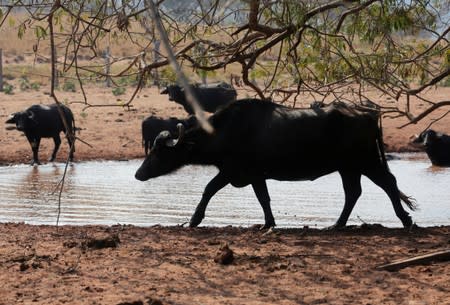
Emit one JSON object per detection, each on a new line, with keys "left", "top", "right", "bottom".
{"left": 190, "top": 172, "right": 229, "bottom": 227}
{"left": 365, "top": 169, "right": 413, "bottom": 228}
{"left": 50, "top": 135, "right": 61, "bottom": 162}
{"left": 27, "top": 136, "right": 41, "bottom": 165}
{"left": 331, "top": 171, "right": 362, "bottom": 229}
{"left": 251, "top": 180, "right": 276, "bottom": 228}
{"left": 144, "top": 140, "right": 149, "bottom": 156}
{"left": 66, "top": 133, "right": 75, "bottom": 161}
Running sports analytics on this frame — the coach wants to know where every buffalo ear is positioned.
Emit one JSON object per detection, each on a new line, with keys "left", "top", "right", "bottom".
{"left": 26, "top": 110, "right": 38, "bottom": 124}
{"left": 160, "top": 88, "right": 168, "bottom": 94}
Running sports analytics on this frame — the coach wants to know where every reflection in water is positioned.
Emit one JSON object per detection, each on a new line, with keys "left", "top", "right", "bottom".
{"left": 0, "top": 155, "right": 449, "bottom": 228}
{"left": 19, "top": 165, "right": 57, "bottom": 196}
{"left": 426, "top": 165, "right": 449, "bottom": 174}
{"left": 3, "top": 164, "right": 76, "bottom": 223}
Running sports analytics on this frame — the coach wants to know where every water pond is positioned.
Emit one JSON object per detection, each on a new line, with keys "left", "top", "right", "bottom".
{"left": 0, "top": 154, "right": 449, "bottom": 228}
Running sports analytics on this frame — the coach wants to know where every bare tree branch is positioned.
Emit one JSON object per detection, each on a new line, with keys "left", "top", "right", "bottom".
{"left": 399, "top": 100, "right": 450, "bottom": 128}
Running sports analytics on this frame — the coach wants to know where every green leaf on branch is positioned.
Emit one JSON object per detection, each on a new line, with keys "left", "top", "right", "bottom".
{"left": 34, "top": 26, "right": 47, "bottom": 39}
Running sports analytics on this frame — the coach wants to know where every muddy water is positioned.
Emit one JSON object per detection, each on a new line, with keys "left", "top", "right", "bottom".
{"left": 0, "top": 154, "right": 449, "bottom": 228}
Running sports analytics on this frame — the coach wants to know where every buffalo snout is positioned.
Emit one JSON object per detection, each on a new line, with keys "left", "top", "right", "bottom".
{"left": 135, "top": 167, "right": 149, "bottom": 181}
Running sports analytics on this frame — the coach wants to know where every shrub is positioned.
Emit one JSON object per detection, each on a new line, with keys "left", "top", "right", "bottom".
{"left": 112, "top": 87, "right": 126, "bottom": 96}
{"left": 3, "top": 83, "right": 14, "bottom": 94}
{"left": 160, "top": 67, "right": 177, "bottom": 83}
{"left": 441, "top": 77, "right": 450, "bottom": 87}
{"left": 117, "top": 76, "right": 138, "bottom": 86}
{"left": 62, "top": 80, "right": 76, "bottom": 92}
{"left": 3, "top": 82, "right": 14, "bottom": 94}
{"left": 30, "top": 82, "right": 41, "bottom": 90}
{"left": 19, "top": 77, "right": 31, "bottom": 91}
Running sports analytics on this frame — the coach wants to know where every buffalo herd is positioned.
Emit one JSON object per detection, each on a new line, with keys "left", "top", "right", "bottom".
{"left": 4, "top": 83, "right": 450, "bottom": 229}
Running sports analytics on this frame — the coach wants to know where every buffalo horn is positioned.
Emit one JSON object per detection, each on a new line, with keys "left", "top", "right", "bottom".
{"left": 153, "top": 130, "right": 171, "bottom": 147}
{"left": 165, "top": 123, "right": 185, "bottom": 147}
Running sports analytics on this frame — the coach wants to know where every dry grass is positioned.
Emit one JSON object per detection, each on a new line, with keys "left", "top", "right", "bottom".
{"left": 0, "top": 12, "right": 448, "bottom": 94}
{"left": 0, "top": 12, "right": 242, "bottom": 89}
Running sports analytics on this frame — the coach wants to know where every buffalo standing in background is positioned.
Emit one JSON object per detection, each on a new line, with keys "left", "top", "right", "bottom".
{"left": 141, "top": 115, "right": 197, "bottom": 155}
{"left": 135, "top": 99, "right": 416, "bottom": 229}
{"left": 161, "top": 82, "right": 237, "bottom": 114}
{"left": 5, "top": 103, "right": 76, "bottom": 165}
{"left": 412, "top": 129, "right": 450, "bottom": 166}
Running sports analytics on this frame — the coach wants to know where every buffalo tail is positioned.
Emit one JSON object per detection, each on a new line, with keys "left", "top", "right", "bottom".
{"left": 399, "top": 191, "right": 418, "bottom": 211}
{"left": 376, "top": 114, "right": 417, "bottom": 211}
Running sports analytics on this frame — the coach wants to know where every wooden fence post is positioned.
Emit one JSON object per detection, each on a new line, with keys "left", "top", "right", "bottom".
{"left": 105, "top": 46, "right": 111, "bottom": 87}
{"left": 0, "top": 49, "right": 3, "bottom": 92}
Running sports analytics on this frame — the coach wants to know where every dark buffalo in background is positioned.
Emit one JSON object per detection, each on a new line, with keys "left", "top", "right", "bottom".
{"left": 412, "top": 129, "right": 450, "bottom": 166}
{"left": 5, "top": 103, "right": 76, "bottom": 165}
{"left": 309, "top": 101, "right": 325, "bottom": 109}
{"left": 310, "top": 99, "right": 380, "bottom": 111}
{"left": 141, "top": 115, "right": 197, "bottom": 155}
{"left": 135, "top": 99, "right": 416, "bottom": 229}
{"left": 161, "top": 82, "right": 237, "bottom": 114}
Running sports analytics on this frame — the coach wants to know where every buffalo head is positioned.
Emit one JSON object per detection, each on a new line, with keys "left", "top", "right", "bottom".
{"left": 5, "top": 111, "right": 37, "bottom": 132}
{"left": 411, "top": 129, "right": 438, "bottom": 148}
{"left": 161, "top": 85, "right": 185, "bottom": 102}
{"left": 135, "top": 123, "right": 188, "bottom": 181}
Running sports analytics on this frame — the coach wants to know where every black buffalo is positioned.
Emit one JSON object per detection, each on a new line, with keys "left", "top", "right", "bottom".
{"left": 6, "top": 103, "right": 76, "bottom": 165}
{"left": 310, "top": 99, "right": 380, "bottom": 111}
{"left": 161, "top": 82, "right": 237, "bottom": 114}
{"left": 412, "top": 129, "right": 450, "bottom": 166}
{"left": 135, "top": 99, "right": 416, "bottom": 229}
{"left": 142, "top": 115, "right": 197, "bottom": 155}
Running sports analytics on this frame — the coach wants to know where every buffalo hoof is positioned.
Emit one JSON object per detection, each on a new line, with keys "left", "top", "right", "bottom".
{"left": 401, "top": 217, "right": 414, "bottom": 229}
{"left": 408, "top": 223, "right": 420, "bottom": 232}
{"left": 30, "top": 160, "right": 41, "bottom": 166}
{"left": 189, "top": 221, "right": 199, "bottom": 228}
{"left": 189, "top": 216, "right": 203, "bottom": 227}
{"left": 261, "top": 223, "right": 276, "bottom": 230}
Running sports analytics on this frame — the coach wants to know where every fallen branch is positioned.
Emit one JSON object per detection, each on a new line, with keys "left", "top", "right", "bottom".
{"left": 377, "top": 249, "right": 450, "bottom": 271}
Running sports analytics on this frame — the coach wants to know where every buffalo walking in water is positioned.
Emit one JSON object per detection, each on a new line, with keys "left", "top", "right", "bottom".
{"left": 136, "top": 99, "right": 416, "bottom": 229}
